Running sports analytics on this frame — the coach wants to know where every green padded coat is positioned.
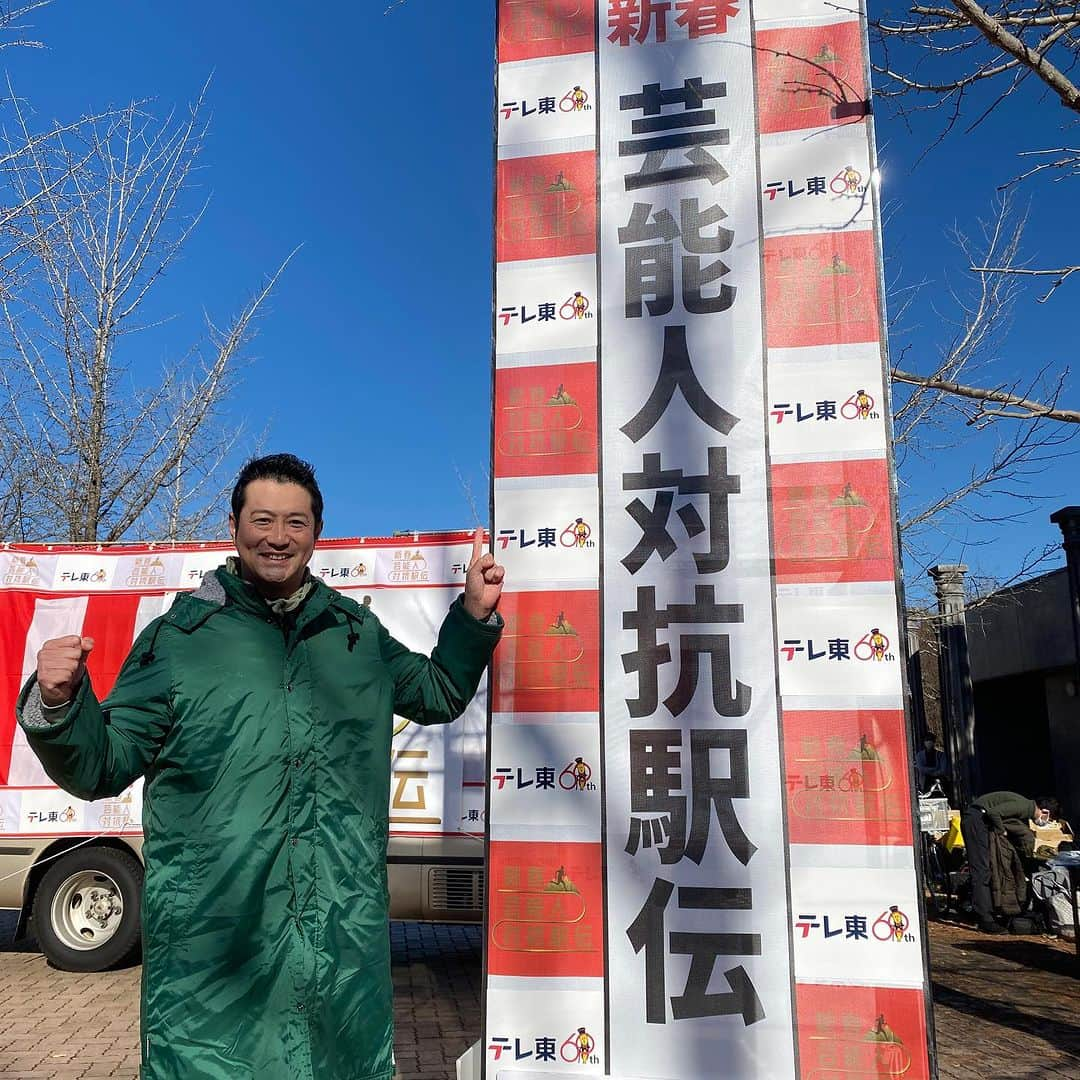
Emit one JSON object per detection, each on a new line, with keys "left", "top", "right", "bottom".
{"left": 17, "top": 567, "right": 501, "bottom": 1080}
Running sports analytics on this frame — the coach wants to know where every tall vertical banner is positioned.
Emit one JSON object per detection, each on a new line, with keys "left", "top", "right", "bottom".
{"left": 489, "top": 3, "right": 934, "bottom": 1079}
{"left": 489, "top": 1, "right": 606, "bottom": 1073}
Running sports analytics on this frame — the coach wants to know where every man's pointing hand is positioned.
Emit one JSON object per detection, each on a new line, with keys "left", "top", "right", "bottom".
{"left": 463, "top": 527, "right": 505, "bottom": 622}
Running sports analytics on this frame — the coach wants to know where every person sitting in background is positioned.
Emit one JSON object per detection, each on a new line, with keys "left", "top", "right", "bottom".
{"left": 961, "top": 791, "right": 1060, "bottom": 934}
{"left": 914, "top": 734, "right": 948, "bottom": 795}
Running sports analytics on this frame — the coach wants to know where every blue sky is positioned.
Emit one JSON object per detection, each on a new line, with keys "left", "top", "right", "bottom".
{"left": 6, "top": 1, "right": 1075, "bottom": 590}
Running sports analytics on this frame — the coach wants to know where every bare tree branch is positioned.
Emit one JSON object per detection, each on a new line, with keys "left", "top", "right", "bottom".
{"left": 884, "top": 193, "right": 1077, "bottom": 572}
{"left": 870, "top": 2, "right": 1080, "bottom": 189}
{"left": 867, "top": 2, "right": 1079, "bottom": 571}
{"left": 892, "top": 367, "right": 1080, "bottom": 422}
{"left": 873, "top": 0, "right": 1080, "bottom": 100}
{"left": 969, "top": 261, "right": 1080, "bottom": 301}
{"left": 0, "top": 1, "right": 54, "bottom": 51}
{"left": 947, "top": 0, "right": 1080, "bottom": 112}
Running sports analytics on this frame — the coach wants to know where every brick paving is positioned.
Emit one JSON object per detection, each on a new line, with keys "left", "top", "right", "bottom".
{"left": 391, "top": 921, "right": 482, "bottom": 1080}
{"left": 0, "top": 915, "right": 483, "bottom": 1079}
{"left": 1, "top": 913, "right": 1076, "bottom": 1078}
{"left": 928, "top": 920, "right": 1078, "bottom": 1080}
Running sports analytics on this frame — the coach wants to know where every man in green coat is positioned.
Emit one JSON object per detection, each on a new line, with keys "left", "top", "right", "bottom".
{"left": 961, "top": 791, "right": 1060, "bottom": 933}
{"left": 17, "top": 453, "right": 505, "bottom": 1080}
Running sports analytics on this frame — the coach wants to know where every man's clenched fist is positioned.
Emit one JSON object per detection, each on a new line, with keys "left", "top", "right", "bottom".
{"left": 36, "top": 635, "right": 94, "bottom": 707}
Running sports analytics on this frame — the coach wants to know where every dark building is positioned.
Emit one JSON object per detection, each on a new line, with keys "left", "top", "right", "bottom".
{"left": 965, "top": 567, "right": 1079, "bottom": 818}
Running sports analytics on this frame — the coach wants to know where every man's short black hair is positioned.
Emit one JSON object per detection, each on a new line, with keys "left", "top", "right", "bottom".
{"left": 231, "top": 453, "right": 323, "bottom": 526}
{"left": 1034, "top": 795, "right": 1060, "bottom": 820}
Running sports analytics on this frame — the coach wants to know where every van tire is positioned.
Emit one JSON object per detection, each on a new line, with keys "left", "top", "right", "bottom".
{"left": 31, "top": 847, "right": 142, "bottom": 972}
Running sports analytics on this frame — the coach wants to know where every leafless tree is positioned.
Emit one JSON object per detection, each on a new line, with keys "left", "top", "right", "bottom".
{"left": 872, "top": 0, "right": 1080, "bottom": 309}
{"left": 872, "top": 2, "right": 1079, "bottom": 388}
{"left": 884, "top": 191, "right": 1071, "bottom": 592}
{"left": 873, "top": 2, "right": 1080, "bottom": 123}
{"left": 0, "top": 86, "right": 293, "bottom": 543}
{"left": 857, "top": 2, "right": 1078, "bottom": 588}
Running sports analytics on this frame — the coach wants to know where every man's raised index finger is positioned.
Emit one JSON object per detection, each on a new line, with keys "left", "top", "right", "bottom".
{"left": 470, "top": 527, "right": 485, "bottom": 566}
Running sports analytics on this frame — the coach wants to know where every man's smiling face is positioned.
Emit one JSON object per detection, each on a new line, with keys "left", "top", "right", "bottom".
{"left": 229, "top": 478, "right": 320, "bottom": 599}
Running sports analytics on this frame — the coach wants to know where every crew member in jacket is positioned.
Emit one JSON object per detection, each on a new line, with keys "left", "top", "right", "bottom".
{"left": 960, "top": 790, "right": 1060, "bottom": 934}
{"left": 17, "top": 453, "right": 505, "bottom": 1080}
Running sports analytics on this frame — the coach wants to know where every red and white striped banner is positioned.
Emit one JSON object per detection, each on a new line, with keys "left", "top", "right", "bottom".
{"left": 0, "top": 535, "right": 488, "bottom": 841}
{"left": 487, "top": 2, "right": 933, "bottom": 1077}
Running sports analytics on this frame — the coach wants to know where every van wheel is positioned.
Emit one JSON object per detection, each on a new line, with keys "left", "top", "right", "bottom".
{"left": 32, "top": 847, "right": 142, "bottom": 972}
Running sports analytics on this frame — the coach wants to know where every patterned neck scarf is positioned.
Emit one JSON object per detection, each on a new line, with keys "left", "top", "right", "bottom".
{"left": 225, "top": 556, "right": 314, "bottom": 614}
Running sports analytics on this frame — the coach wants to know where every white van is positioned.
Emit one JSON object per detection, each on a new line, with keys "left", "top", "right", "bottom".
{"left": 0, "top": 534, "right": 487, "bottom": 971}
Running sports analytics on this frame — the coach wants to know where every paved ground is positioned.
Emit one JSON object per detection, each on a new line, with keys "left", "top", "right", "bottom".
{"left": 391, "top": 921, "right": 482, "bottom": 1080}
{"left": 1, "top": 913, "right": 1076, "bottom": 1078}
{"left": 928, "top": 920, "right": 1078, "bottom": 1080}
{"left": 0, "top": 915, "right": 482, "bottom": 1079}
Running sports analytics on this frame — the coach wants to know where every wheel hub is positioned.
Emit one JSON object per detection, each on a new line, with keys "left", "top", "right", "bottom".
{"left": 50, "top": 869, "right": 125, "bottom": 951}
{"left": 86, "top": 889, "right": 119, "bottom": 925}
